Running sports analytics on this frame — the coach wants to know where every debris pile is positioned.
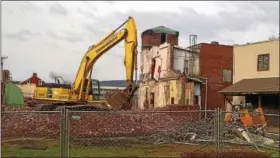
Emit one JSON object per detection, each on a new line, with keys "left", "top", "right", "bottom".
{"left": 69, "top": 112, "right": 194, "bottom": 137}
{"left": 1, "top": 105, "right": 278, "bottom": 151}
{"left": 1, "top": 109, "right": 195, "bottom": 138}
{"left": 1, "top": 112, "right": 60, "bottom": 138}
{"left": 147, "top": 118, "right": 214, "bottom": 145}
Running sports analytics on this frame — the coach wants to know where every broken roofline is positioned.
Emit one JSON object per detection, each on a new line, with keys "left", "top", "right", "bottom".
{"left": 173, "top": 45, "right": 199, "bottom": 54}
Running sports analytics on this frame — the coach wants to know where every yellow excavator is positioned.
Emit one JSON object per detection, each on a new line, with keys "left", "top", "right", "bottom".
{"left": 33, "top": 17, "right": 138, "bottom": 111}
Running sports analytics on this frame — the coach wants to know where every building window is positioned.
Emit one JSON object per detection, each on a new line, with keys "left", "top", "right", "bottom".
{"left": 257, "top": 54, "right": 270, "bottom": 71}
{"left": 184, "top": 60, "right": 189, "bottom": 75}
{"left": 223, "top": 69, "right": 232, "bottom": 82}
{"left": 160, "top": 33, "right": 167, "bottom": 44}
{"left": 171, "top": 97, "right": 175, "bottom": 105}
{"left": 194, "top": 95, "right": 199, "bottom": 105}
{"left": 150, "top": 93, "right": 155, "bottom": 108}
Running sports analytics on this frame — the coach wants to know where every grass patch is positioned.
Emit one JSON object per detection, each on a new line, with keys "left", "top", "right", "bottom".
{"left": 1, "top": 138, "right": 279, "bottom": 157}
{"left": 271, "top": 151, "right": 280, "bottom": 158}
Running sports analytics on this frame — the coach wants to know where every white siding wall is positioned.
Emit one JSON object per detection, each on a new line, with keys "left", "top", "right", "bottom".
{"left": 173, "top": 48, "right": 185, "bottom": 72}
{"left": 173, "top": 46, "right": 200, "bottom": 76}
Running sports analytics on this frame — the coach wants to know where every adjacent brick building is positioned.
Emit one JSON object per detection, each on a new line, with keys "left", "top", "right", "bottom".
{"left": 198, "top": 42, "right": 233, "bottom": 109}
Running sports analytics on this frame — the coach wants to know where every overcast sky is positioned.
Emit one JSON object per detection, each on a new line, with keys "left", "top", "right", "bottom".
{"left": 2, "top": 1, "right": 279, "bottom": 82}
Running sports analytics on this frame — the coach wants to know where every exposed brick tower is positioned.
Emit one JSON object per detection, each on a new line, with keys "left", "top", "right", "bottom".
{"left": 141, "top": 26, "right": 179, "bottom": 49}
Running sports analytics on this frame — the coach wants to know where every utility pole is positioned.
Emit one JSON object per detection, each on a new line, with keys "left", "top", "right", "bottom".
{"left": 1, "top": 56, "right": 8, "bottom": 82}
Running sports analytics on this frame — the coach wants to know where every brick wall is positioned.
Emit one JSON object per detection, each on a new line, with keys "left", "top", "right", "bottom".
{"left": 199, "top": 43, "right": 233, "bottom": 109}
{"left": 142, "top": 33, "right": 178, "bottom": 48}
{"left": 142, "top": 33, "right": 161, "bottom": 47}
{"left": 167, "top": 34, "right": 178, "bottom": 45}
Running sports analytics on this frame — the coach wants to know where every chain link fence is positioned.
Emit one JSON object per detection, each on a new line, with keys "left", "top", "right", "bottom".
{"left": 1, "top": 108, "right": 279, "bottom": 157}
{"left": 67, "top": 110, "right": 216, "bottom": 157}
{"left": 1, "top": 110, "right": 61, "bottom": 157}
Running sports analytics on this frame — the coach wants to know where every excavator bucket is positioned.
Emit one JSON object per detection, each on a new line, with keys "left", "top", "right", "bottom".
{"left": 104, "top": 86, "right": 138, "bottom": 110}
{"left": 104, "top": 90, "right": 132, "bottom": 110}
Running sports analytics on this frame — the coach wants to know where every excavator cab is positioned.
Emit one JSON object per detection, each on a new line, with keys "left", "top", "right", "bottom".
{"left": 82, "top": 79, "right": 102, "bottom": 101}
{"left": 91, "top": 79, "right": 101, "bottom": 100}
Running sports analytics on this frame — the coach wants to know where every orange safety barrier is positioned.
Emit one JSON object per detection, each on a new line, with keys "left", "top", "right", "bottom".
{"left": 252, "top": 107, "right": 266, "bottom": 126}
{"left": 240, "top": 109, "right": 254, "bottom": 127}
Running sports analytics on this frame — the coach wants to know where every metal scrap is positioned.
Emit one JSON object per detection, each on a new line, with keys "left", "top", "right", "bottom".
{"left": 145, "top": 117, "right": 279, "bottom": 151}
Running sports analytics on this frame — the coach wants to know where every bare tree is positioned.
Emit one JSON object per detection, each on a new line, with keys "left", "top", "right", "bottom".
{"left": 268, "top": 35, "right": 277, "bottom": 40}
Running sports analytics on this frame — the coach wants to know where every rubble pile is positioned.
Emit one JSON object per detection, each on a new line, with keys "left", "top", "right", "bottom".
{"left": 155, "top": 105, "right": 200, "bottom": 111}
{"left": 1, "top": 112, "right": 60, "bottom": 138}
{"left": 2, "top": 105, "right": 278, "bottom": 151}
{"left": 1, "top": 107, "right": 196, "bottom": 138}
{"left": 69, "top": 112, "right": 194, "bottom": 137}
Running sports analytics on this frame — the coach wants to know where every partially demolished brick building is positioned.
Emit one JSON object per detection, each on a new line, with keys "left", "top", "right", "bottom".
{"left": 137, "top": 26, "right": 233, "bottom": 110}
{"left": 137, "top": 26, "right": 202, "bottom": 109}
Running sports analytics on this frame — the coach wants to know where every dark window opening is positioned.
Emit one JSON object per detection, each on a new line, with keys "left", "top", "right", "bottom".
{"left": 194, "top": 95, "right": 199, "bottom": 105}
{"left": 258, "top": 54, "right": 270, "bottom": 71}
{"left": 171, "top": 97, "right": 175, "bottom": 105}
{"left": 150, "top": 93, "right": 155, "bottom": 108}
{"left": 161, "top": 33, "right": 166, "bottom": 44}
{"left": 151, "top": 59, "right": 156, "bottom": 80}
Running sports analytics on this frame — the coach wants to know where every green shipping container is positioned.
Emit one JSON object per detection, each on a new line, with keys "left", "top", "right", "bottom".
{"left": 5, "top": 82, "right": 24, "bottom": 107}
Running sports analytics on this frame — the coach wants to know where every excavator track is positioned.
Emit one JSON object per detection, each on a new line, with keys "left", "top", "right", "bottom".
{"left": 38, "top": 103, "right": 111, "bottom": 111}
{"left": 54, "top": 104, "right": 111, "bottom": 111}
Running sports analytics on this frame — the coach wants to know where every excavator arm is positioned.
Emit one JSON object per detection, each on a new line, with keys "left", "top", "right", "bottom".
{"left": 72, "top": 17, "right": 138, "bottom": 106}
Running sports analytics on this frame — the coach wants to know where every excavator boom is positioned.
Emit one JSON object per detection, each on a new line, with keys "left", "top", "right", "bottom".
{"left": 72, "top": 17, "right": 138, "bottom": 109}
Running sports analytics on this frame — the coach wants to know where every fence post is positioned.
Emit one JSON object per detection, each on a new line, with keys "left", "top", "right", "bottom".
{"left": 216, "top": 107, "right": 221, "bottom": 158}
{"left": 214, "top": 108, "right": 220, "bottom": 158}
{"left": 60, "top": 107, "right": 69, "bottom": 158}
{"left": 66, "top": 109, "right": 69, "bottom": 157}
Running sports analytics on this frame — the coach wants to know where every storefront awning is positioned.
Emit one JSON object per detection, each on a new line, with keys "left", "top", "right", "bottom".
{"left": 219, "top": 77, "right": 280, "bottom": 96}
